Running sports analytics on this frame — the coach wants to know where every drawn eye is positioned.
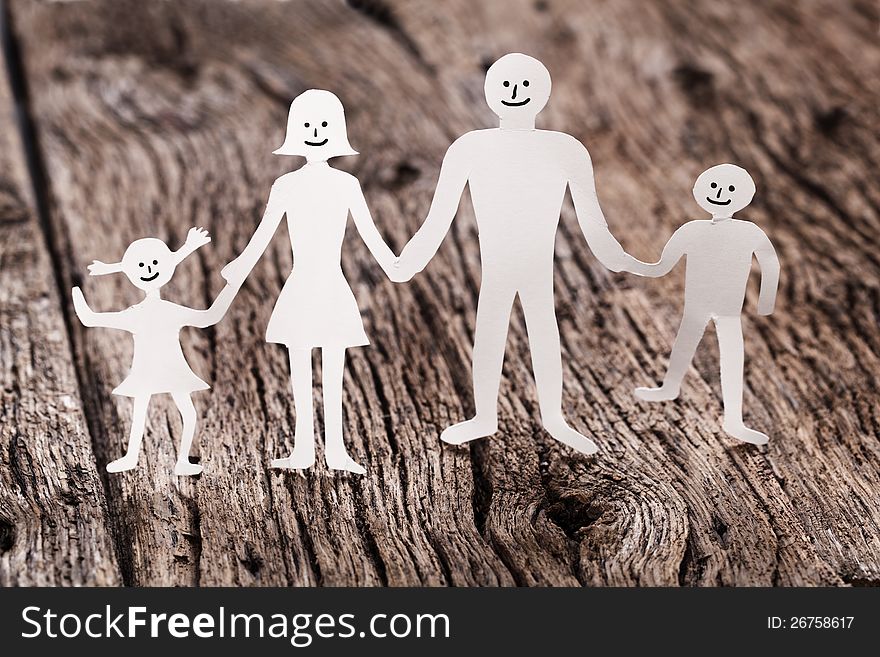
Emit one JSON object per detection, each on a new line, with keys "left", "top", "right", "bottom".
{"left": 304, "top": 123, "right": 310, "bottom": 128}
{"left": 523, "top": 80, "right": 530, "bottom": 87}
{"left": 321, "top": 121, "right": 328, "bottom": 127}
{"left": 710, "top": 182, "right": 717, "bottom": 188}
{"left": 503, "top": 80, "right": 510, "bottom": 87}
{"left": 152, "top": 259, "right": 158, "bottom": 265}
{"left": 138, "top": 262, "right": 144, "bottom": 267}
{"left": 728, "top": 185, "right": 735, "bottom": 192}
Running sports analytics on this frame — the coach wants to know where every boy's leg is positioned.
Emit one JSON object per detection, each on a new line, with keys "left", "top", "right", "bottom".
{"left": 716, "top": 315, "right": 768, "bottom": 445}
{"left": 107, "top": 395, "right": 150, "bottom": 473}
{"left": 171, "top": 392, "right": 203, "bottom": 475}
{"left": 272, "top": 348, "right": 316, "bottom": 469}
{"left": 636, "top": 310, "right": 708, "bottom": 401}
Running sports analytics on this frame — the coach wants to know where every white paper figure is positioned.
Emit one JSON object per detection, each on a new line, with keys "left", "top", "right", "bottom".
{"left": 392, "top": 53, "right": 642, "bottom": 455}
{"left": 630, "top": 164, "right": 780, "bottom": 445}
{"left": 72, "top": 228, "right": 240, "bottom": 475}
{"left": 221, "top": 89, "right": 397, "bottom": 475}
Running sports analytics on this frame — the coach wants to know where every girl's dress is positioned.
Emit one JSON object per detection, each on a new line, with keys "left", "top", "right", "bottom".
{"left": 112, "top": 296, "right": 209, "bottom": 397}
{"left": 264, "top": 166, "right": 369, "bottom": 350}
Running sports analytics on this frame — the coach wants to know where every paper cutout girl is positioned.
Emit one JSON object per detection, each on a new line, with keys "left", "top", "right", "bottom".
{"left": 221, "top": 89, "right": 397, "bottom": 474}
{"left": 630, "top": 164, "right": 779, "bottom": 445}
{"left": 72, "top": 228, "right": 240, "bottom": 475}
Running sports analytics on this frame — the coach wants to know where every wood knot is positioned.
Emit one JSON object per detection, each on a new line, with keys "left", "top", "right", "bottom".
{"left": 672, "top": 63, "right": 715, "bottom": 106}
{"left": 0, "top": 518, "right": 15, "bottom": 553}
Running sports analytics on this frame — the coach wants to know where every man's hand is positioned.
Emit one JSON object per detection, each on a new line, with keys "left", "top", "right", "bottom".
{"left": 220, "top": 257, "right": 247, "bottom": 285}
{"left": 185, "top": 226, "right": 211, "bottom": 250}
{"left": 757, "top": 296, "right": 775, "bottom": 316}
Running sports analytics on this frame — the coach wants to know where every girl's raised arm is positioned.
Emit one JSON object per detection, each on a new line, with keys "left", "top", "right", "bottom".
{"left": 349, "top": 178, "right": 397, "bottom": 277}
{"left": 72, "top": 287, "right": 135, "bottom": 331}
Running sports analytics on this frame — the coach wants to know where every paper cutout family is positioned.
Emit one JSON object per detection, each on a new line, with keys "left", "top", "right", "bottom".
{"left": 73, "top": 53, "right": 778, "bottom": 476}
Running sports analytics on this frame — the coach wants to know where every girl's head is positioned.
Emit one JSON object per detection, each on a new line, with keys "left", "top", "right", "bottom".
{"left": 89, "top": 227, "right": 211, "bottom": 292}
{"left": 273, "top": 89, "right": 358, "bottom": 160}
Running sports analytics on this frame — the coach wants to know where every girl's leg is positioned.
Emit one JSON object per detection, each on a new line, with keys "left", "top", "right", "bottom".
{"left": 272, "top": 348, "right": 316, "bottom": 469}
{"left": 322, "top": 348, "right": 365, "bottom": 474}
{"left": 107, "top": 395, "right": 150, "bottom": 473}
{"left": 171, "top": 392, "right": 203, "bottom": 475}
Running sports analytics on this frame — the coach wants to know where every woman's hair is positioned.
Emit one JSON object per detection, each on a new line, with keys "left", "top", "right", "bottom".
{"left": 273, "top": 89, "right": 358, "bottom": 158}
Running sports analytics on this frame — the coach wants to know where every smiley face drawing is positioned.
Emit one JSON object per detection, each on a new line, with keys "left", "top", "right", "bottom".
{"left": 273, "top": 89, "right": 358, "bottom": 160}
{"left": 692, "top": 163, "right": 757, "bottom": 218}
{"left": 120, "top": 238, "right": 177, "bottom": 292}
{"left": 483, "top": 53, "right": 552, "bottom": 126}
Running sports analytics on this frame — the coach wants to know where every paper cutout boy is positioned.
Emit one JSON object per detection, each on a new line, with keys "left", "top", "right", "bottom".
{"left": 630, "top": 164, "right": 780, "bottom": 445}
{"left": 393, "top": 53, "right": 641, "bottom": 455}
{"left": 221, "top": 89, "right": 398, "bottom": 474}
{"left": 73, "top": 228, "right": 240, "bottom": 475}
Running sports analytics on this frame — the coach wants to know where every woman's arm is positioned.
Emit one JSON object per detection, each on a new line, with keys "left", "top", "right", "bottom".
{"left": 71, "top": 287, "right": 133, "bottom": 331}
{"left": 349, "top": 179, "right": 398, "bottom": 277}
{"left": 221, "top": 180, "right": 286, "bottom": 285}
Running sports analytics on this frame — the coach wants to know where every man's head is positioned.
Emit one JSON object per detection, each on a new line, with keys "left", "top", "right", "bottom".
{"left": 484, "top": 53, "right": 551, "bottom": 124}
{"left": 693, "top": 164, "right": 756, "bottom": 218}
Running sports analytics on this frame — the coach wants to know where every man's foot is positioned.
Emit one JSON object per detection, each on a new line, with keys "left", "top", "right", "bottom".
{"left": 440, "top": 417, "right": 497, "bottom": 445}
{"left": 722, "top": 420, "right": 769, "bottom": 446}
{"left": 174, "top": 461, "right": 204, "bottom": 476}
{"left": 634, "top": 385, "right": 680, "bottom": 402}
{"left": 543, "top": 419, "right": 599, "bottom": 455}
{"left": 326, "top": 454, "right": 366, "bottom": 475}
{"left": 106, "top": 456, "right": 138, "bottom": 473}
{"left": 271, "top": 450, "right": 315, "bottom": 470}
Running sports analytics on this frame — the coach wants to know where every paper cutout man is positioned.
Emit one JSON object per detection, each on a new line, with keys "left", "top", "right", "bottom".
{"left": 72, "top": 228, "right": 241, "bottom": 475}
{"left": 630, "top": 164, "right": 779, "bottom": 445}
{"left": 393, "top": 53, "right": 641, "bottom": 454}
{"left": 221, "top": 89, "right": 398, "bottom": 474}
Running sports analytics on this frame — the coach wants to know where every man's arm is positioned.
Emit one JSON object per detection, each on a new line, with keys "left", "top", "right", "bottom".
{"left": 395, "top": 135, "right": 471, "bottom": 280}
{"left": 565, "top": 138, "right": 638, "bottom": 273}
{"left": 754, "top": 228, "right": 779, "bottom": 315}
{"left": 221, "top": 181, "right": 286, "bottom": 285}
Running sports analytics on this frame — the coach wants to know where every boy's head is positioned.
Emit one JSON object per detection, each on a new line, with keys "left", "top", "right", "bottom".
{"left": 120, "top": 238, "right": 176, "bottom": 291}
{"left": 693, "top": 164, "right": 756, "bottom": 218}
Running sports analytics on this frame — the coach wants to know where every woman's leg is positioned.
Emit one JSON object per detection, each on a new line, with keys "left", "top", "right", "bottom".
{"left": 171, "top": 392, "right": 203, "bottom": 475}
{"left": 272, "top": 348, "right": 316, "bottom": 469}
{"left": 322, "top": 347, "right": 365, "bottom": 474}
{"left": 107, "top": 394, "right": 150, "bottom": 473}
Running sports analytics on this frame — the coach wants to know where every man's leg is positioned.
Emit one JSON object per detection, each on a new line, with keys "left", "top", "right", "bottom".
{"left": 635, "top": 309, "right": 708, "bottom": 401}
{"left": 107, "top": 394, "right": 150, "bottom": 473}
{"left": 272, "top": 348, "right": 316, "bottom": 469}
{"left": 322, "top": 347, "right": 365, "bottom": 474}
{"left": 716, "top": 315, "right": 768, "bottom": 445}
{"left": 519, "top": 280, "right": 598, "bottom": 455}
{"left": 441, "top": 279, "right": 515, "bottom": 445}
{"left": 171, "top": 392, "right": 203, "bottom": 476}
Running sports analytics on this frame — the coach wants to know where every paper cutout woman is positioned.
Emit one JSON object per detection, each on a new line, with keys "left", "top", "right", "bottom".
{"left": 72, "top": 228, "right": 240, "bottom": 475}
{"left": 630, "top": 164, "right": 780, "bottom": 444}
{"left": 221, "top": 89, "right": 397, "bottom": 474}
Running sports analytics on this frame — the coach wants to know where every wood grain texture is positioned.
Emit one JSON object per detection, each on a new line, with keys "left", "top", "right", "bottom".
{"left": 3, "top": 0, "right": 879, "bottom": 586}
{"left": 0, "top": 28, "right": 120, "bottom": 585}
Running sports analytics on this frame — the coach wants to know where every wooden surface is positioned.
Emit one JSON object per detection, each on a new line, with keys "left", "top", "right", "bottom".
{"left": 1, "top": 0, "right": 878, "bottom": 586}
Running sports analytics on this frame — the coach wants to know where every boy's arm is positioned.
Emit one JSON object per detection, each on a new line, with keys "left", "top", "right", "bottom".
{"left": 395, "top": 135, "right": 471, "bottom": 281}
{"left": 71, "top": 287, "right": 134, "bottom": 331}
{"left": 628, "top": 225, "right": 689, "bottom": 277}
{"left": 349, "top": 179, "right": 397, "bottom": 277}
{"left": 185, "top": 283, "right": 240, "bottom": 328}
{"left": 754, "top": 229, "right": 780, "bottom": 316}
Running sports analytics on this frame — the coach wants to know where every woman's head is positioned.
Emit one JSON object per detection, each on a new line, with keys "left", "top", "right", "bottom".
{"left": 274, "top": 89, "right": 358, "bottom": 160}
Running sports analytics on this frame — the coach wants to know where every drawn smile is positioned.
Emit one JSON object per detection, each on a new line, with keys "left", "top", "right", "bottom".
{"left": 140, "top": 272, "right": 159, "bottom": 282}
{"left": 706, "top": 197, "right": 731, "bottom": 205}
{"left": 501, "top": 98, "right": 531, "bottom": 106}
{"left": 304, "top": 138, "right": 328, "bottom": 146}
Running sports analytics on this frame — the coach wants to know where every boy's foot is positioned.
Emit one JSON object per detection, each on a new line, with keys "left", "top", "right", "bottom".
{"left": 543, "top": 419, "right": 599, "bottom": 455}
{"left": 722, "top": 420, "right": 769, "bottom": 446}
{"left": 174, "top": 461, "right": 204, "bottom": 476}
{"left": 326, "top": 454, "right": 366, "bottom": 475}
{"left": 106, "top": 456, "right": 138, "bottom": 473}
{"left": 634, "top": 385, "right": 680, "bottom": 402}
{"left": 440, "top": 417, "right": 497, "bottom": 445}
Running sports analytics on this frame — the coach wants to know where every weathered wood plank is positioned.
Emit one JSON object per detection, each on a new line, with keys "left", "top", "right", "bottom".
{"left": 8, "top": 0, "right": 880, "bottom": 586}
{"left": 0, "top": 23, "right": 120, "bottom": 585}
